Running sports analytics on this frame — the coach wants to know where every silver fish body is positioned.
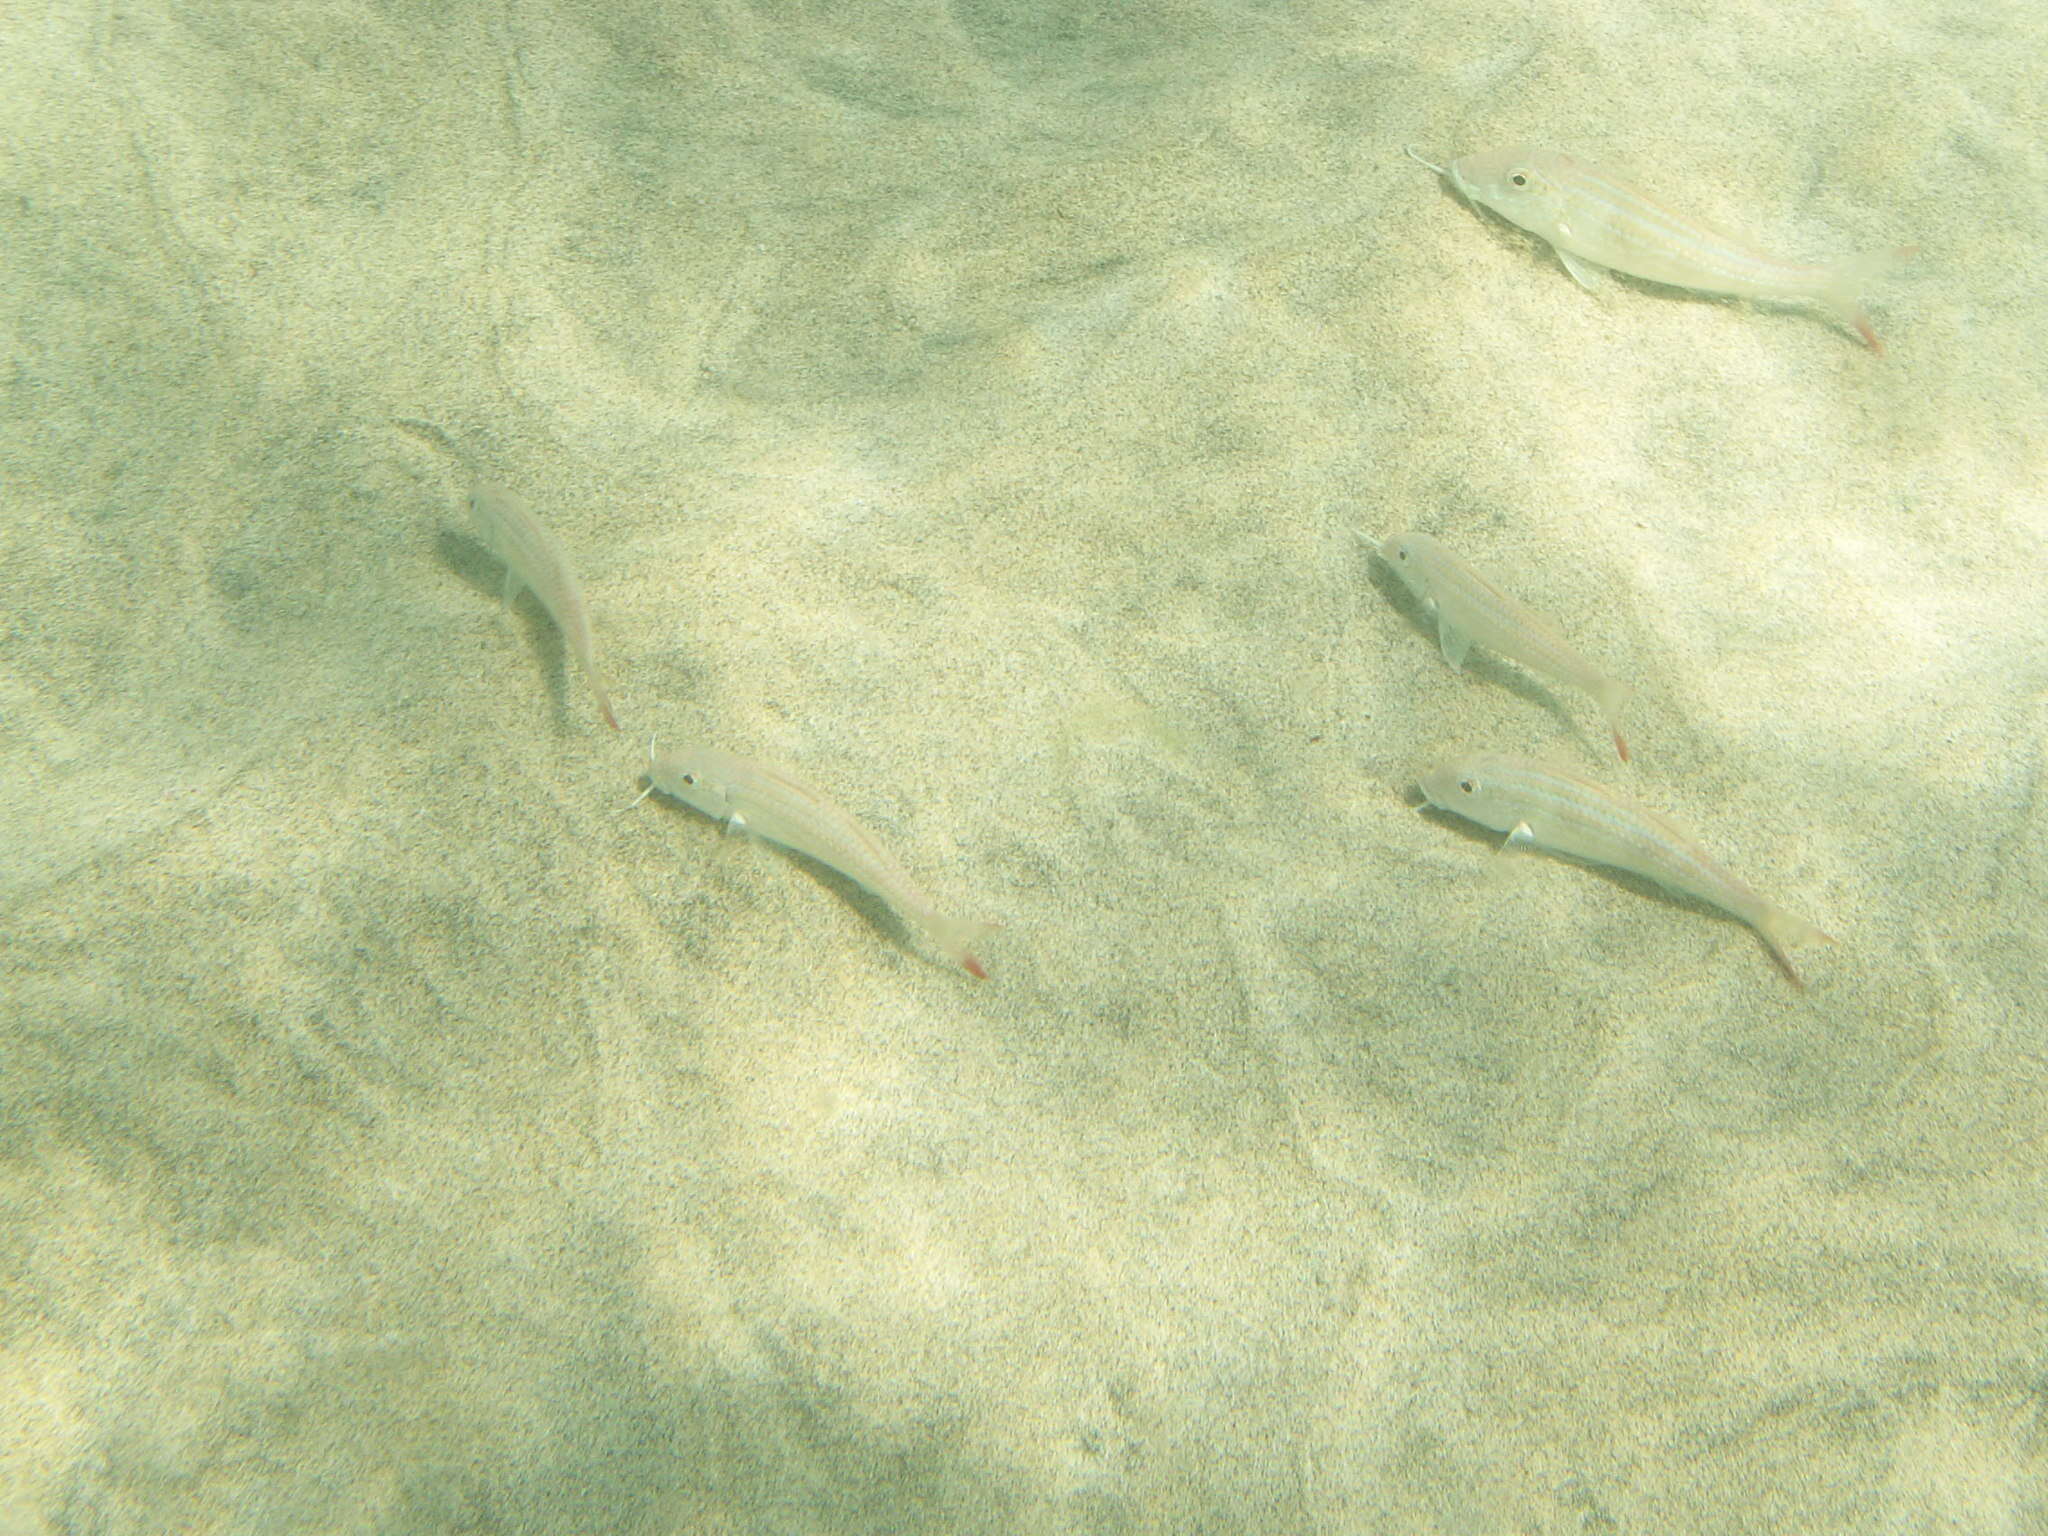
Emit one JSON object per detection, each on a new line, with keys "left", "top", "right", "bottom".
{"left": 1420, "top": 751, "right": 1830, "bottom": 984}
{"left": 648, "top": 744, "right": 992, "bottom": 979}
{"left": 1377, "top": 530, "right": 1632, "bottom": 761}
{"left": 469, "top": 483, "right": 619, "bottom": 730}
{"left": 1426, "top": 144, "right": 1909, "bottom": 351}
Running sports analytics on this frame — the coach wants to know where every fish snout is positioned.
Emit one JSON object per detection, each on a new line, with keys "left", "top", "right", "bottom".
{"left": 1417, "top": 762, "right": 1466, "bottom": 810}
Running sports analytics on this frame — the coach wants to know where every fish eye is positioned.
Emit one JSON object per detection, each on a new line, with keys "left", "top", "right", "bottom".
{"left": 680, "top": 773, "right": 696, "bottom": 786}
{"left": 1509, "top": 172, "right": 1528, "bottom": 188}
{"left": 1458, "top": 779, "right": 1476, "bottom": 794}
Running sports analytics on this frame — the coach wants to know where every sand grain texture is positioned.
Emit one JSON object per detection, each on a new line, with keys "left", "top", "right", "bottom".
{"left": 2, "top": 0, "right": 2043, "bottom": 1531}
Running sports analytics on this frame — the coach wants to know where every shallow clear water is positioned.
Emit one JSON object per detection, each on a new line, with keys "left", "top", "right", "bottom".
{"left": 2, "top": 1, "right": 2042, "bottom": 1530}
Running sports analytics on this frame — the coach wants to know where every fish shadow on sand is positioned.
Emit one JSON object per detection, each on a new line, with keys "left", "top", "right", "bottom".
{"left": 1444, "top": 191, "right": 1847, "bottom": 346}
{"left": 647, "top": 787, "right": 911, "bottom": 963}
{"left": 1409, "top": 787, "right": 1796, "bottom": 984}
{"left": 1421, "top": 175, "right": 1782, "bottom": 335}
{"left": 1367, "top": 554, "right": 1599, "bottom": 761}
{"left": 439, "top": 528, "right": 572, "bottom": 727}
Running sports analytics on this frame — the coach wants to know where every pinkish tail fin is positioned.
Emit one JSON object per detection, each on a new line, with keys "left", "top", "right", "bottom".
{"left": 581, "top": 663, "right": 620, "bottom": 731}
{"left": 1825, "top": 245, "right": 1916, "bottom": 354}
{"left": 928, "top": 916, "right": 997, "bottom": 980}
{"left": 1757, "top": 905, "right": 1833, "bottom": 989}
{"left": 1594, "top": 679, "right": 1633, "bottom": 764}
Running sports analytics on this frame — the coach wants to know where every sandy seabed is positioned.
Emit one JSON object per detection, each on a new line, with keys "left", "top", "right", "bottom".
{"left": 2, "top": 0, "right": 2044, "bottom": 1531}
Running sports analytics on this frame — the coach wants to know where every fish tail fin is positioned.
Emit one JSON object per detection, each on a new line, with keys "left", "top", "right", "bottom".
{"left": 1823, "top": 245, "right": 1916, "bottom": 354}
{"left": 927, "top": 915, "right": 998, "bottom": 980}
{"left": 575, "top": 657, "right": 620, "bottom": 731}
{"left": 1593, "top": 678, "right": 1634, "bottom": 763}
{"left": 1757, "top": 904, "right": 1834, "bottom": 989}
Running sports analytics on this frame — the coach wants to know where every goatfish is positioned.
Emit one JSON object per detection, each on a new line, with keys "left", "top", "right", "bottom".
{"left": 469, "top": 482, "right": 620, "bottom": 731}
{"left": 1406, "top": 144, "right": 1911, "bottom": 352}
{"left": 1419, "top": 751, "right": 1832, "bottom": 986}
{"left": 638, "top": 742, "right": 994, "bottom": 979}
{"left": 1376, "top": 530, "right": 1633, "bottom": 762}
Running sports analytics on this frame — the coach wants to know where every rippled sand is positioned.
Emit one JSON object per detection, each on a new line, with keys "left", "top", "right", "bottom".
{"left": 2, "top": 1, "right": 2042, "bottom": 1529}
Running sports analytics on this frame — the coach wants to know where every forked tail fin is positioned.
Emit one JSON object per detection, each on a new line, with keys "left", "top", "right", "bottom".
{"left": 1823, "top": 245, "right": 1916, "bottom": 354}
{"left": 925, "top": 915, "right": 997, "bottom": 980}
{"left": 582, "top": 664, "right": 620, "bottom": 732}
{"left": 1757, "top": 904, "right": 1834, "bottom": 990}
{"left": 1594, "top": 678, "right": 1634, "bottom": 764}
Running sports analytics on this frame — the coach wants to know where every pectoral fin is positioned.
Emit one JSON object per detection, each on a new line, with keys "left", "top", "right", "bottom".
{"left": 1558, "top": 249, "right": 1606, "bottom": 293}
{"left": 1436, "top": 617, "right": 1472, "bottom": 671}
{"left": 1481, "top": 821, "right": 1537, "bottom": 886}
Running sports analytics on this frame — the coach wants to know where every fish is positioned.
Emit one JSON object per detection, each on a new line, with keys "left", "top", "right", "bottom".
{"left": 1418, "top": 751, "right": 1832, "bottom": 985}
{"left": 1405, "top": 144, "right": 1911, "bottom": 352}
{"left": 468, "top": 482, "right": 620, "bottom": 731}
{"left": 640, "top": 742, "right": 993, "bottom": 979}
{"left": 1375, "top": 530, "right": 1633, "bottom": 762}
